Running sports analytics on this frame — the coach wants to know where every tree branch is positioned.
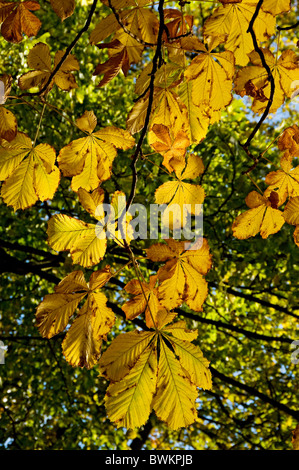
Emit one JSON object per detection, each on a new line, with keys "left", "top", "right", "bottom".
{"left": 240, "top": 0, "right": 276, "bottom": 173}
{"left": 18, "top": 0, "right": 99, "bottom": 98}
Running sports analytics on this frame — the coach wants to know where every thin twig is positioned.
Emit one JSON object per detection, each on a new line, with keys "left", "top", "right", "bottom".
{"left": 126, "top": 0, "right": 166, "bottom": 212}
{"left": 240, "top": 0, "right": 275, "bottom": 174}
{"left": 18, "top": 0, "right": 99, "bottom": 98}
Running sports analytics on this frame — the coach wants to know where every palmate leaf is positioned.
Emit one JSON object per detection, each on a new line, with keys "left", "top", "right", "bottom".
{"left": 234, "top": 49, "right": 299, "bottom": 115}
{"left": 47, "top": 188, "right": 133, "bottom": 267}
{"left": 264, "top": 158, "right": 299, "bottom": 204}
{"left": 203, "top": 0, "right": 276, "bottom": 66}
{"left": 278, "top": 125, "right": 299, "bottom": 161}
{"left": 57, "top": 111, "right": 135, "bottom": 192}
{"left": 99, "top": 319, "right": 211, "bottom": 430}
{"left": 36, "top": 267, "right": 114, "bottom": 369}
{"left": 149, "top": 123, "right": 190, "bottom": 174}
{"left": 146, "top": 238, "right": 212, "bottom": 311}
{"left": 155, "top": 153, "right": 205, "bottom": 228}
{"left": 0, "top": 0, "right": 41, "bottom": 43}
{"left": 232, "top": 191, "right": 285, "bottom": 240}
{"left": 184, "top": 36, "right": 234, "bottom": 112}
{"left": 18, "top": 42, "right": 79, "bottom": 93}
{"left": 122, "top": 275, "right": 163, "bottom": 328}
{"left": 0, "top": 132, "right": 60, "bottom": 211}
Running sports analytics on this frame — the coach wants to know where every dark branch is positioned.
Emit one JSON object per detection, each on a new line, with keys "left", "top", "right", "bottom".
{"left": 126, "top": 0, "right": 166, "bottom": 212}
{"left": 210, "top": 366, "right": 299, "bottom": 420}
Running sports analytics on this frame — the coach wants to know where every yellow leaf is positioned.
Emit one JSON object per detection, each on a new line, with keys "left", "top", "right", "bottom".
{"left": 36, "top": 268, "right": 114, "bottom": 368}
{"left": 19, "top": 43, "right": 79, "bottom": 92}
{"left": 203, "top": 1, "right": 275, "bottom": 66}
{"left": 58, "top": 112, "right": 135, "bottom": 192}
{"left": 283, "top": 197, "right": 299, "bottom": 225}
{"left": 55, "top": 270, "right": 89, "bottom": 293}
{"left": 100, "top": 320, "right": 211, "bottom": 429}
{"left": 155, "top": 154, "right": 205, "bottom": 228}
{"left": 0, "top": 74, "right": 17, "bottom": 141}
{"left": 264, "top": 158, "right": 299, "bottom": 204}
{"left": 105, "top": 343, "right": 158, "bottom": 429}
{"left": 278, "top": 125, "right": 299, "bottom": 161}
{"left": 232, "top": 190, "right": 285, "bottom": 239}
{"left": 36, "top": 292, "right": 87, "bottom": 339}
{"left": 99, "top": 330, "right": 155, "bottom": 381}
{"left": 0, "top": 106, "right": 17, "bottom": 141}
{"left": 122, "top": 276, "right": 163, "bottom": 328}
{"left": 184, "top": 41, "right": 234, "bottom": 111}
{"left": 147, "top": 239, "right": 212, "bottom": 311}
{"left": 90, "top": 13, "right": 120, "bottom": 45}
{"left": 150, "top": 88, "right": 188, "bottom": 137}
{"left": 89, "top": 291, "right": 115, "bottom": 336}
{"left": 262, "top": 0, "right": 291, "bottom": 15}
{"left": 0, "top": 134, "right": 60, "bottom": 211}
{"left": 163, "top": 333, "right": 212, "bottom": 389}
{"left": 62, "top": 300, "right": 103, "bottom": 369}
{"left": 235, "top": 49, "right": 299, "bottom": 115}
{"left": 179, "top": 81, "right": 210, "bottom": 144}
{"left": 47, "top": 190, "right": 130, "bottom": 267}
{"left": 162, "top": 320, "right": 198, "bottom": 342}
{"left": 153, "top": 339, "right": 198, "bottom": 430}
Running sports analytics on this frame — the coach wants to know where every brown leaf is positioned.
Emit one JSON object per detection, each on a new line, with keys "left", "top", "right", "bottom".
{"left": 50, "top": 0, "right": 75, "bottom": 21}
{"left": 0, "top": 1, "right": 41, "bottom": 43}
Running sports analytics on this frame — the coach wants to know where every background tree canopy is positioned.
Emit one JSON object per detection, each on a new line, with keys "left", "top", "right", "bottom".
{"left": 0, "top": 0, "right": 299, "bottom": 450}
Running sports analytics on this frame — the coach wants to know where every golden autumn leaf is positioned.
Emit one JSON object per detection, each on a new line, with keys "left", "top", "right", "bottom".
{"left": 90, "top": 1, "right": 158, "bottom": 78}
{"left": 146, "top": 238, "right": 212, "bottom": 311}
{"left": 0, "top": 74, "right": 17, "bottom": 141}
{"left": 278, "top": 125, "right": 299, "bottom": 161}
{"left": 262, "top": 0, "right": 291, "bottom": 15}
{"left": 99, "top": 319, "right": 211, "bottom": 429}
{"left": 57, "top": 110, "right": 135, "bottom": 192}
{"left": 127, "top": 74, "right": 188, "bottom": 136}
{"left": 101, "top": 0, "right": 159, "bottom": 45}
{"left": 19, "top": 42, "right": 79, "bottom": 92}
{"left": 203, "top": 1, "right": 275, "bottom": 66}
{"left": 150, "top": 87, "right": 189, "bottom": 136}
{"left": 50, "top": 0, "right": 75, "bottom": 21}
{"left": 0, "top": 132, "right": 60, "bottom": 211}
{"left": 36, "top": 267, "right": 114, "bottom": 369}
{"left": 184, "top": 36, "right": 235, "bottom": 112}
{"left": 155, "top": 153, "right": 205, "bottom": 228}
{"left": 264, "top": 158, "right": 299, "bottom": 204}
{"left": 149, "top": 123, "right": 189, "bottom": 174}
{"left": 122, "top": 275, "right": 163, "bottom": 328}
{"left": 234, "top": 49, "right": 299, "bottom": 114}
{"left": 283, "top": 196, "right": 299, "bottom": 226}
{"left": 0, "top": 0, "right": 41, "bottom": 43}
{"left": 232, "top": 190, "right": 285, "bottom": 240}
{"left": 47, "top": 188, "right": 133, "bottom": 267}
{"left": 179, "top": 80, "right": 210, "bottom": 144}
